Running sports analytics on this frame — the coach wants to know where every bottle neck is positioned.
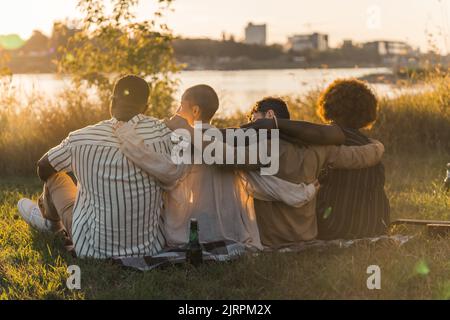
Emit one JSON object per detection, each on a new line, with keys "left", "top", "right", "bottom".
{"left": 189, "top": 231, "right": 198, "bottom": 242}
{"left": 189, "top": 224, "right": 199, "bottom": 243}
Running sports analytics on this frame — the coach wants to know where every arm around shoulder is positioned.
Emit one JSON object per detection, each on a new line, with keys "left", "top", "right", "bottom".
{"left": 327, "top": 139, "right": 385, "bottom": 169}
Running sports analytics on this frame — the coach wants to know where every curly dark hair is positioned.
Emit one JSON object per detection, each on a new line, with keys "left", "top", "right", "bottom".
{"left": 317, "top": 78, "right": 378, "bottom": 129}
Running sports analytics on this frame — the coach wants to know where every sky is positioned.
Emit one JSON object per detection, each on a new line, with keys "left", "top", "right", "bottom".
{"left": 1, "top": 0, "right": 450, "bottom": 53}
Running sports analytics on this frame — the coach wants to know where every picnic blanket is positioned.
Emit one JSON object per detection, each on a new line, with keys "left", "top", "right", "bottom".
{"left": 113, "top": 240, "right": 250, "bottom": 271}
{"left": 267, "top": 234, "right": 413, "bottom": 253}
{"left": 112, "top": 235, "right": 413, "bottom": 272}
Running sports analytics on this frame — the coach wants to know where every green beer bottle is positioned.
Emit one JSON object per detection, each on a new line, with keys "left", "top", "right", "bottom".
{"left": 444, "top": 163, "right": 450, "bottom": 192}
{"left": 186, "top": 219, "right": 203, "bottom": 266}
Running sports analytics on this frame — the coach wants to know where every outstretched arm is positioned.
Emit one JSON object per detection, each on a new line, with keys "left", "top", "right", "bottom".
{"left": 241, "top": 171, "right": 320, "bottom": 208}
{"left": 278, "top": 119, "right": 345, "bottom": 145}
{"left": 164, "top": 115, "right": 265, "bottom": 170}
{"left": 241, "top": 118, "right": 345, "bottom": 146}
{"left": 327, "top": 139, "right": 385, "bottom": 169}
{"left": 115, "top": 122, "right": 188, "bottom": 189}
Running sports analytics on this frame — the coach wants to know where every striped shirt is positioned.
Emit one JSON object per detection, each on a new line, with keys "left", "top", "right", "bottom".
{"left": 316, "top": 128, "right": 390, "bottom": 240}
{"left": 253, "top": 139, "right": 385, "bottom": 247}
{"left": 47, "top": 114, "right": 173, "bottom": 259}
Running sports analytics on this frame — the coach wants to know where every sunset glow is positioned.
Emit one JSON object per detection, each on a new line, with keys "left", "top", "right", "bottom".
{"left": 1, "top": 0, "right": 450, "bottom": 53}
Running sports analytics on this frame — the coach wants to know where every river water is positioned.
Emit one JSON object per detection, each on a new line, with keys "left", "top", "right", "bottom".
{"left": 9, "top": 67, "right": 396, "bottom": 115}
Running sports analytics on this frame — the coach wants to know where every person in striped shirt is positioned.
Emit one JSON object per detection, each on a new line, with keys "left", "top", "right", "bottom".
{"left": 17, "top": 75, "right": 174, "bottom": 259}
{"left": 315, "top": 79, "right": 390, "bottom": 240}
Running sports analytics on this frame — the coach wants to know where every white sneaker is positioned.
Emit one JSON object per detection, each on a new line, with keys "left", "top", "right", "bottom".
{"left": 17, "top": 198, "right": 64, "bottom": 233}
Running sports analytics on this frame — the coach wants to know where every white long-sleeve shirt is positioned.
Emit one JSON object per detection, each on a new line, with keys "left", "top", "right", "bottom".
{"left": 115, "top": 123, "right": 318, "bottom": 250}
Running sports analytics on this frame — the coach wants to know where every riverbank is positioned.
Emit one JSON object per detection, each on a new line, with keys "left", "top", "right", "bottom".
{"left": 1, "top": 72, "right": 449, "bottom": 176}
{"left": 5, "top": 68, "right": 395, "bottom": 117}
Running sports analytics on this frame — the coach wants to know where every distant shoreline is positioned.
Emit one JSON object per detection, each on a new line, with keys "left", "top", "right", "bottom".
{"left": 9, "top": 65, "right": 392, "bottom": 74}
{"left": 8, "top": 67, "right": 395, "bottom": 87}
{"left": 7, "top": 68, "right": 416, "bottom": 115}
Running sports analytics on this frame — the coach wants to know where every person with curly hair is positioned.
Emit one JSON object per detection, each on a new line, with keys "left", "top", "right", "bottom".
{"left": 316, "top": 78, "right": 390, "bottom": 240}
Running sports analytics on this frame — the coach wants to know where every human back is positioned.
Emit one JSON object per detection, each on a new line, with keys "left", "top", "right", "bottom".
{"left": 317, "top": 127, "right": 390, "bottom": 239}
{"left": 163, "top": 85, "right": 262, "bottom": 248}
{"left": 250, "top": 98, "right": 326, "bottom": 245}
{"left": 163, "top": 140, "right": 261, "bottom": 248}
{"left": 38, "top": 75, "right": 174, "bottom": 258}
{"left": 253, "top": 139, "right": 322, "bottom": 246}
{"left": 248, "top": 96, "right": 386, "bottom": 248}
{"left": 61, "top": 115, "right": 173, "bottom": 258}
{"left": 315, "top": 79, "right": 390, "bottom": 240}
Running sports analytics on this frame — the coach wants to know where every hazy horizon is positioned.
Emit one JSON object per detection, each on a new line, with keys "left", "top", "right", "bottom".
{"left": 1, "top": 0, "right": 450, "bottom": 53}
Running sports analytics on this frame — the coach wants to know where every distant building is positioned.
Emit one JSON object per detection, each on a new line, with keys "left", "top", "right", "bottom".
{"left": 363, "top": 40, "right": 415, "bottom": 66}
{"left": 363, "top": 41, "right": 412, "bottom": 56}
{"left": 342, "top": 39, "right": 354, "bottom": 50}
{"left": 245, "top": 23, "right": 267, "bottom": 46}
{"left": 287, "top": 33, "right": 329, "bottom": 52}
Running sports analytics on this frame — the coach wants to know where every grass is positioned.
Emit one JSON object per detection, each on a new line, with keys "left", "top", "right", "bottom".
{"left": 1, "top": 73, "right": 449, "bottom": 299}
{"left": 1, "top": 153, "right": 449, "bottom": 300}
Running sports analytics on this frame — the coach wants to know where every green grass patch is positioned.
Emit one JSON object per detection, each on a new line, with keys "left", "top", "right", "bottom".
{"left": 0, "top": 154, "right": 449, "bottom": 300}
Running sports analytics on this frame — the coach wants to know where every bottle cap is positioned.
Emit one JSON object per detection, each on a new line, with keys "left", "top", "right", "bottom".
{"left": 190, "top": 219, "right": 199, "bottom": 228}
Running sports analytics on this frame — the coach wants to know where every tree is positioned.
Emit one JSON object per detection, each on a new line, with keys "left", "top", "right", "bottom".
{"left": 0, "top": 34, "right": 26, "bottom": 50}
{"left": 59, "top": 0, "right": 179, "bottom": 118}
{"left": 50, "top": 21, "right": 80, "bottom": 59}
